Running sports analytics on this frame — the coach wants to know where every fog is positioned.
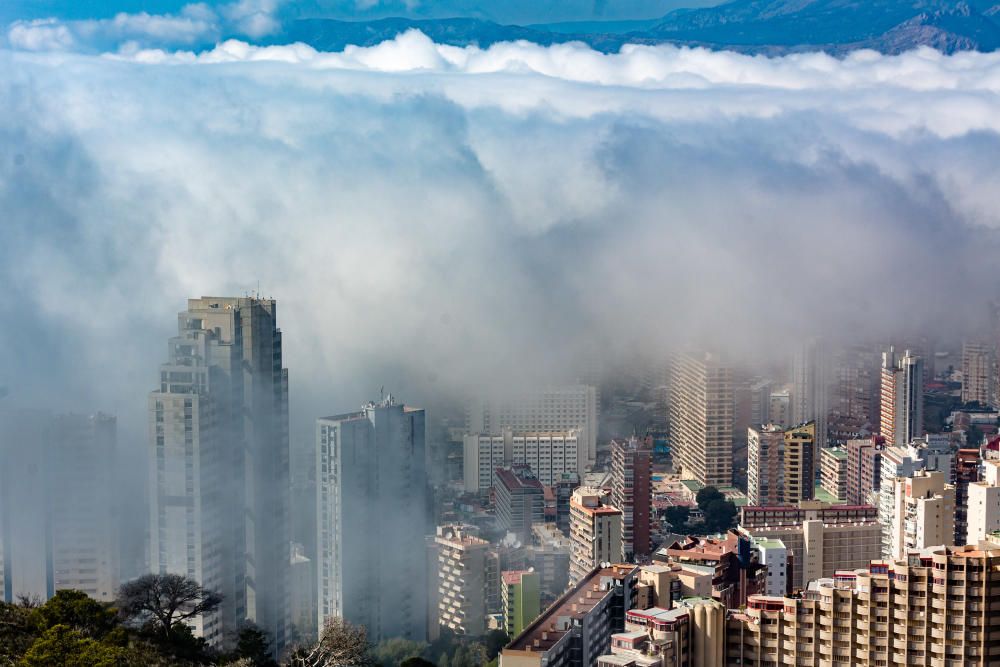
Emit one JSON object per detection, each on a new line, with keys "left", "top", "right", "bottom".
{"left": 2, "top": 31, "right": 1000, "bottom": 618}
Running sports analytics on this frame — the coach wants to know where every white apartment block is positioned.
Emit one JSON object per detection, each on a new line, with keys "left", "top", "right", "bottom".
{"left": 886, "top": 470, "right": 955, "bottom": 560}
{"left": 968, "top": 460, "right": 1000, "bottom": 544}
{"left": 466, "top": 386, "right": 598, "bottom": 469}
{"left": 463, "top": 429, "right": 580, "bottom": 492}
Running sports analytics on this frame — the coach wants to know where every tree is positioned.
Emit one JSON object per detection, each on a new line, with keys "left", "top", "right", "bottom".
{"left": 399, "top": 658, "right": 436, "bottom": 667}
{"left": 31, "top": 589, "right": 118, "bottom": 639}
{"left": 373, "top": 638, "right": 427, "bottom": 667}
{"left": 230, "top": 625, "right": 278, "bottom": 667}
{"left": 286, "top": 617, "right": 377, "bottom": 667}
{"left": 702, "top": 499, "right": 738, "bottom": 533}
{"left": 662, "top": 506, "right": 691, "bottom": 531}
{"left": 483, "top": 630, "right": 508, "bottom": 661}
{"left": 0, "top": 598, "right": 37, "bottom": 664}
{"left": 695, "top": 486, "right": 724, "bottom": 510}
{"left": 20, "top": 624, "right": 127, "bottom": 667}
{"left": 117, "top": 573, "right": 222, "bottom": 641}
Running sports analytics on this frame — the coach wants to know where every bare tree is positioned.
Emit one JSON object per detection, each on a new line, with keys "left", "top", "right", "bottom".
{"left": 286, "top": 618, "right": 376, "bottom": 667}
{"left": 117, "top": 573, "right": 222, "bottom": 640}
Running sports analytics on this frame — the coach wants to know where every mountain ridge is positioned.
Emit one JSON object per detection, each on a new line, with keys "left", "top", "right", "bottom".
{"left": 273, "top": 0, "right": 1000, "bottom": 55}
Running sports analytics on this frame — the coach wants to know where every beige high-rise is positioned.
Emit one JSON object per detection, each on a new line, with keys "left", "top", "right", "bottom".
{"left": 434, "top": 525, "right": 489, "bottom": 637}
{"left": 727, "top": 544, "right": 1000, "bottom": 666}
{"left": 886, "top": 470, "right": 955, "bottom": 560}
{"left": 747, "top": 422, "right": 816, "bottom": 506}
{"left": 962, "top": 341, "right": 995, "bottom": 407}
{"left": 569, "top": 487, "right": 622, "bottom": 584}
{"left": 669, "top": 352, "right": 734, "bottom": 488}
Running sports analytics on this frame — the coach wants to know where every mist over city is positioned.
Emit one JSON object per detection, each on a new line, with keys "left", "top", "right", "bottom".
{"left": 4, "top": 1, "right": 1000, "bottom": 666}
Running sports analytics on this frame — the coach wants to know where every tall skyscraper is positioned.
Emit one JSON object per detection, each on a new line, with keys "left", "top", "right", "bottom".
{"left": 0, "top": 412, "right": 119, "bottom": 603}
{"left": 610, "top": 436, "right": 652, "bottom": 561}
{"left": 668, "top": 352, "right": 734, "bottom": 488}
{"left": 879, "top": 347, "right": 924, "bottom": 446}
{"left": 747, "top": 422, "right": 816, "bottom": 506}
{"left": 962, "top": 340, "right": 995, "bottom": 407}
{"left": 465, "top": 386, "right": 598, "bottom": 471}
{"left": 149, "top": 297, "right": 290, "bottom": 649}
{"left": 792, "top": 339, "right": 829, "bottom": 448}
{"left": 316, "top": 397, "right": 428, "bottom": 642}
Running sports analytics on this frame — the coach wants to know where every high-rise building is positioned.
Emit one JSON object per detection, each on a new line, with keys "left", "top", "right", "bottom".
{"left": 967, "top": 460, "right": 1000, "bottom": 545}
{"left": 0, "top": 412, "right": 119, "bottom": 603}
{"left": 668, "top": 352, "right": 734, "bottom": 488}
{"left": 768, "top": 389, "right": 791, "bottom": 428}
{"left": 495, "top": 465, "right": 545, "bottom": 542}
{"left": 885, "top": 470, "right": 955, "bottom": 560}
{"left": 829, "top": 344, "right": 878, "bottom": 442}
{"left": 879, "top": 347, "right": 924, "bottom": 446}
{"left": 316, "top": 397, "right": 428, "bottom": 642}
{"left": 739, "top": 502, "right": 882, "bottom": 592}
{"left": 754, "top": 538, "right": 788, "bottom": 597}
{"left": 463, "top": 430, "right": 581, "bottom": 493}
{"left": 149, "top": 297, "right": 290, "bottom": 649}
{"left": 554, "top": 472, "right": 581, "bottom": 535}
{"left": 962, "top": 340, "right": 995, "bottom": 407}
{"left": 792, "top": 338, "right": 829, "bottom": 449}
{"left": 569, "top": 487, "right": 623, "bottom": 584}
{"left": 845, "top": 436, "right": 885, "bottom": 505}
{"left": 434, "top": 525, "right": 489, "bottom": 637}
{"left": 610, "top": 436, "right": 652, "bottom": 561}
{"left": 955, "top": 448, "right": 982, "bottom": 545}
{"left": 466, "top": 386, "right": 598, "bottom": 470}
{"left": 501, "top": 569, "right": 540, "bottom": 637}
{"left": 728, "top": 545, "right": 1000, "bottom": 667}
{"left": 819, "top": 446, "right": 848, "bottom": 502}
{"left": 746, "top": 422, "right": 816, "bottom": 507}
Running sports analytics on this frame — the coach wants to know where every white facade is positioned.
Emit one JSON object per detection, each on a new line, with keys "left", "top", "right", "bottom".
{"left": 967, "top": 460, "right": 1000, "bottom": 544}
{"left": 569, "top": 487, "right": 622, "bottom": 584}
{"left": 149, "top": 297, "right": 290, "bottom": 650}
{"left": 886, "top": 471, "right": 955, "bottom": 560}
{"left": 316, "top": 398, "right": 428, "bottom": 643}
{"left": 880, "top": 347, "right": 924, "bottom": 447}
{"left": 463, "top": 429, "right": 580, "bottom": 492}
{"left": 466, "top": 386, "right": 597, "bottom": 470}
{"left": 755, "top": 539, "right": 787, "bottom": 597}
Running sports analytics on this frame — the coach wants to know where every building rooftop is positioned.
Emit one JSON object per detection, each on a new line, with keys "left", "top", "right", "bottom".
{"left": 505, "top": 564, "right": 637, "bottom": 654}
{"left": 495, "top": 467, "right": 544, "bottom": 491}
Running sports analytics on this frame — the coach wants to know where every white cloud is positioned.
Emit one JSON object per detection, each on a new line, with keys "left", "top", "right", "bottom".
{"left": 1, "top": 36, "right": 999, "bottom": 435}
{"left": 7, "top": 18, "right": 75, "bottom": 51}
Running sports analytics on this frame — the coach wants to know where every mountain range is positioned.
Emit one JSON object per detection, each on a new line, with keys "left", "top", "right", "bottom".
{"left": 276, "top": 0, "right": 1000, "bottom": 54}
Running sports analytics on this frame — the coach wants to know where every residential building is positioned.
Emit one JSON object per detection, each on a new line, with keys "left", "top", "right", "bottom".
{"left": 463, "top": 430, "right": 582, "bottom": 493}
{"left": 668, "top": 352, "right": 734, "bottom": 488}
{"left": 316, "top": 397, "right": 428, "bottom": 642}
{"left": 500, "top": 564, "right": 639, "bottom": 667}
{"left": 967, "top": 460, "right": 1000, "bottom": 544}
{"left": 879, "top": 347, "right": 924, "bottom": 446}
{"left": 0, "top": 412, "right": 119, "bottom": 604}
{"left": 555, "top": 472, "right": 581, "bottom": 535}
{"left": 819, "top": 446, "right": 848, "bottom": 502}
{"left": 955, "top": 448, "right": 982, "bottom": 545}
{"left": 149, "top": 297, "right": 290, "bottom": 650}
{"left": 727, "top": 545, "right": 1000, "bottom": 667}
{"left": 829, "top": 344, "right": 878, "bottom": 441}
{"left": 569, "top": 487, "right": 623, "bottom": 584}
{"left": 466, "top": 386, "right": 598, "bottom": 470}
{"left": 530, "top": 523, "right": 573, "bottom": 606}
{"left": 610, "top": 436, "right": 653, "bottom": 561}
{"left": 435, "top": 524, "right": 489, "bottom": 637}
{"left": 739, "top": 502, "right": 882, "bottom": 592}
{"left": 502, "top": 569, "right": 541, "bottom": 637}
{"left": 495, "top": 465, "right": 545, "bottom": 542}
{"left": 844, "top": 435, "right": 885, "bottom": 505}
{"left": 791, "top": 338, "right": 829, "bottom": 449}
{"left": 747, "top": 422, "right": 816, "bottom": 506}
{"left": 962, "top": 340, "right": 995, "bottom": 407}
{"left": 754, "top": 538, "right": 788, "bottom": 596}
{"left": 653, "top": 531, "right": 763, "bottom": 610}
{"left": 885, "top": 470, "right": 955, "bottom": 560}
{"left": 768, "top": 390, "right": 790, "bottom": 428}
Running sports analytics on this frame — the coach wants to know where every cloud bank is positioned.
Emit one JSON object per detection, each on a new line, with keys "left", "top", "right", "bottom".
{"left": 2, "top": 34, "right": 1000, "bottom": 438}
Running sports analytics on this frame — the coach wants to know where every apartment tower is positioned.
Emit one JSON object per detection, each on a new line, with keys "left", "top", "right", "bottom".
{"left": 149, "top": 297, "right": 290, "bottom": 649}
{"left": 610, "top": 436, "right": 653, "bottom": 561}
{"left": 669, "top": 352, "right": 734, "bottom": 487}
{"left": 316, "top": 397, "right": 428, "bottom": 642}
{"left": 569, "top": 487, "right": 622, "bottom": 584}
